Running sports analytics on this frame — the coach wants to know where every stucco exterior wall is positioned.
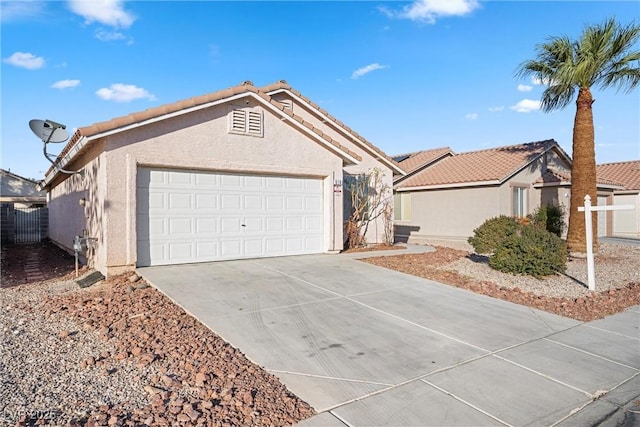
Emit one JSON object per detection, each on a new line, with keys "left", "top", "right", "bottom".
{"left": 273, "top": 93, "right": 394, "bottom": 244}
{"left": 612, "top": 193, "right": 640, "bottom": 238}
{"left": 396, "top": 186, "right": 500, "bottom": 241}
{"left": 94, "top": 99, "right": 344, "bottom": 275}
{"left": 47, "top": 140, "right": 107, "bottom": 269}
{"left": 395, "top": 149, "right": 573, "bottom": 242}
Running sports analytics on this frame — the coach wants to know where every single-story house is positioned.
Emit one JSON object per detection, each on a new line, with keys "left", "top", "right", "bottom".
{"left": 41, "top": 80, "right": 404, "bottom": 276}
{"left": 393, "top": 140, "right": 623, "bottom": 242}
{"left": 1, "top": 168, "right": 46, "bottom": 207}
{"left": 596, "top": 160, "right": 640, "bottom": 239}
{"left": 1, "top": 169, "right": 48, "bottom": 244}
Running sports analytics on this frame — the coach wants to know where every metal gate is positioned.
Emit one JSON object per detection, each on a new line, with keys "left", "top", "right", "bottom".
{"left": 15, "top": 207, "right": 44, "bottom": 243}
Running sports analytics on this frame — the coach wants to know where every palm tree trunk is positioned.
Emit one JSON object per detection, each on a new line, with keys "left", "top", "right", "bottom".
{"left": 566, "top": 87, "right": 598, "bottom": 253}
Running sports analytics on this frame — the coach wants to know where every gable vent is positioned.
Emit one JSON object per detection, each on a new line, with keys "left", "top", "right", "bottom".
{"left": 280, "top": 99, "right": 293, "bottom": 111}
{"left": 248, "top": 111, "right": 262, "bottom": 134}
{"left": 228, "top": 107, "right": 263, "bottom": 137}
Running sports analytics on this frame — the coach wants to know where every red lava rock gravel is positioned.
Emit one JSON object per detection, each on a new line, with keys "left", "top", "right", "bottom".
{"left": 363, "top": 246, "right": 640, "bottom": 322}
{"left": 1, "top": 241, "right": 314, "bottom": 427}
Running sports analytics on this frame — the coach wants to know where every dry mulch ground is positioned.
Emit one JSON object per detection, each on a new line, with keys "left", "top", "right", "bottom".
{"left": 1, "top": 241, "right": 314, "bottom": 426}
{"left": 362, "top": 246, "right": 640, "bottom": 322}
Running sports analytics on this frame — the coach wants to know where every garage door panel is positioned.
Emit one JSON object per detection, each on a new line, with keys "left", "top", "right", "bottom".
{"left": 196, "top": 218, "right": 217, "bottom": 234}
{"left": 195, "top": 194, "right": 218, "bottom": 210}
{"left": 168, "top": 217, "right": 193, "bottom": 235}
{"left": 266, "top": 218, "right": 284, "bottom": 232}
{"left": 221, "top": 240, "right": 242, "bottom": 257}
{"left": 169, "top": 242, "right": 192, "bottom": 260}
{"left": 137, "top": 168, "right": 324, "bottom": 266}
{"left": 244, "top": 195, "right": 263, "bottom": 210}
{"left": 286, "top": 196, "right": 304, "bottom": 210}
{"left": 266, "top": 196, "right": 284, "bottom": 210}
{"left": 221, "top": 217, "right": 241, "bottom": 234}
{"left": 221, "top": 194, "right": 241, "bottom": 210}
{"left": 245, "top": 239, "right": 263, "bottom": 256}
{"left": 196, "top": 242, "right": 218, "bottom": 259}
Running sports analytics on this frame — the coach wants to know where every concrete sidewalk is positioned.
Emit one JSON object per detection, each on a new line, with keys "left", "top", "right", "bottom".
{"left": 138, "top": 248, "right": 640, "bottom": 426}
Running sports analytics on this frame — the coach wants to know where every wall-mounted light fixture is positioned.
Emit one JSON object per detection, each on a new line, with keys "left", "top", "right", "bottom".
{"left": 79, "top": 198, "right": 87, "bottom": 207}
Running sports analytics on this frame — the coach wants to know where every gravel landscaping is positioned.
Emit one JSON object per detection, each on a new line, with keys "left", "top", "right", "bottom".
{"left": 2, "top": 238, "right": 638, "bottom": 426}
{"left": 1, "top": 242, "right": 314, "bottom": 426}
{"left": 363, "top": 239, "right": 640, "bottom": 321}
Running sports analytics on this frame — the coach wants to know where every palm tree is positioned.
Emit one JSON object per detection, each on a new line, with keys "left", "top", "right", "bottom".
{"left": 516, "top": 18, "right": 640, "bottom": 253}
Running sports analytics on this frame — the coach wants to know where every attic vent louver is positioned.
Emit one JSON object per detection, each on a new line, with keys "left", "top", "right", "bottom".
{"left": 228, "top": 107, "right": 263, "bottom": 137}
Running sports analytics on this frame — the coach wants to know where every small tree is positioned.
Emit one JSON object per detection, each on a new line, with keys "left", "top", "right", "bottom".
{"left": 344, "top": 168, "right": 391, "bottom": 249}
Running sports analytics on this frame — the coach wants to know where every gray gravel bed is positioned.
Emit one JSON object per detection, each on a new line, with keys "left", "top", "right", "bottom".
{"left": 1, "top": 279, "right": 156, "bottom": 426}
{"left": 423, "top": 240, "right": 640, "bottom": 299}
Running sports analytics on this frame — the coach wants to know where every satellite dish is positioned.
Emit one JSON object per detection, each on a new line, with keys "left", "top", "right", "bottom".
{"left": 29, "top": 119, "right": 69, "bottom": 143}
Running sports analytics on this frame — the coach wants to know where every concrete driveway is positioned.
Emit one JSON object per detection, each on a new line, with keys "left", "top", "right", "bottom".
{"left": 138, "top": 248, "right": 640, "bottom": 426}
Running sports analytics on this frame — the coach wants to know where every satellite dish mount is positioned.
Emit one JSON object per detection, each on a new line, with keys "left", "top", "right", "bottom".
{"left": 29, "top": 119, "right": 79, "bottom": 175}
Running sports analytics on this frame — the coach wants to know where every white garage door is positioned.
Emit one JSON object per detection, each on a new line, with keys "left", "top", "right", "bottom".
{"left": 137, "top": 168, "right": 324, "bottom": 266}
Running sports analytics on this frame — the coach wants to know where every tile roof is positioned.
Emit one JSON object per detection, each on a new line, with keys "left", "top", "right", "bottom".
{"left": 261, "top": 81, "right": 403, "bottom": 174}
{"left": 392, "top": 147, "right": 453, "bottom": 176}
{"left": 47, "top": 80, "right": 392, "bottom": 177}
{"left": 534, "top": 168, "right": 622, "bottom": 187}
{"left": 596, "top": 160, "right": 640, "bottom": 190}
{"left": 396, "top": 139, "right": 561, "bottom": 189}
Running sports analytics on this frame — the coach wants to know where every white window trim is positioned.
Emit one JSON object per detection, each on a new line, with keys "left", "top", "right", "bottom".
{"left": 512, "top": 185, "right": 528, "bottom": 217}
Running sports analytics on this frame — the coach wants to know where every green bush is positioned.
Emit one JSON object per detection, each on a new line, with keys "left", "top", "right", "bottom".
{"left": 489, "top": 225, "right": 567, "bottom": 277}
{"left": 468, "top": 215, "right": 521, "bottom": 254}
{"left": 528, "top": 203, "right": 566, "bottom": 237}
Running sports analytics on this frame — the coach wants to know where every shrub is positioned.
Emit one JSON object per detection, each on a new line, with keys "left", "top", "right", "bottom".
{"left": 489, "top": 224, "right": 567, "bottom": 277}
{"left": 528, "top": 203, "right": 566, "bottom": 237}
{"left": 468, "top": 215, "right": 521, "bottom": 254}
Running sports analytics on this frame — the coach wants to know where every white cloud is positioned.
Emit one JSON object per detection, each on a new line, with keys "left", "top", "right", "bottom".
{"left": 465, "top": 113, "right": 478, "bottom": 120}
{"left": 3, "top": 52, "right": 45, "bottom": 69}
{"left": 1, "top": 1, "right": 46, "bottom": 22}
{"left": 95, "top": 29, "right": 126, "bottom": 41}
{"left": 385, "top": 0, "right": 480, "bottom": 23}
{"left": 510, "top": 99, "right": 541, "bottom": 113}
{"left": 51, "top": 79, "right": 81, "bottom": 89}
{"left": 488, "top": 106, "right": 504, "bottom": 112}
{"left": 68, "top": 0, "right": 135, "bottom": 28}
{"left": 351, "top": 63, "right": 387, "bottom": 79}
{"left": 96, "top": 83, "right": 156, "bottom": 102}
{"left": 517, "top": 84, "right": 532, "bottom": 92}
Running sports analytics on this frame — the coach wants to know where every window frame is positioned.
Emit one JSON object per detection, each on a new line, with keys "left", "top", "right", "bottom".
{"left": 511, "top": 184, "right": 528, "bottom": 217}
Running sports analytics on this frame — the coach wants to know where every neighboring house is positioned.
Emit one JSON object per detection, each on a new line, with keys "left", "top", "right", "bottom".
{"left": 393, "top": 140, "right": 622, "bottom": 242}
{"left": 1, "top": 169, "right": 48, "bottom": 244}
{"left": 0, "top": 169, "right": 46, "bottom": 207}
{"left": 41, "top": 80, "right": 403, "bottom": 276}
{"left": 596, "top": 160, "right": 640, "bottom": 238}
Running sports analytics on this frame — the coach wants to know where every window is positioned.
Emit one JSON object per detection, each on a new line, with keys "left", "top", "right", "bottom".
{"left": 512, "top": 186, "right": 527, "bottom": 217}
{"left": 394, "top": 192, "right": 411, "bottom": 221}
{"left": 228, "top": 107, "right": 263, "bottom": 137}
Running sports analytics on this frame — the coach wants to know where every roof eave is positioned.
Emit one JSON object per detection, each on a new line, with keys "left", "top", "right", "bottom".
{"left": 43, "top": 91, "right": 362, "bottom": 187}
{"left": 266, "top": 88, "right": 405, "bottom": 175}
{"left": 395, "top": 180, "right": 502, "bottom": 191}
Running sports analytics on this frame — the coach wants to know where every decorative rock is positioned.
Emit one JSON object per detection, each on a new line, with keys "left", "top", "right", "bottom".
{"left": 128, "top": 274, "right": 140, "bottom": 283}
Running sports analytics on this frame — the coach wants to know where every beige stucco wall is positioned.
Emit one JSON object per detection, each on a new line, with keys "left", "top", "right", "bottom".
{"left": 273, "top": 93, "right": 395, "bottom": 245}
{"left": 612, "top": 193, "right": 640, "bottom": 238}
{"left": 95, "top": 99, "right": 343, "bottom": 275}
{"left": 395, "top": 149, "right": 573, "bottom": 242}
{"left": 47, "top": 140, "right": 107, "bottom": 269}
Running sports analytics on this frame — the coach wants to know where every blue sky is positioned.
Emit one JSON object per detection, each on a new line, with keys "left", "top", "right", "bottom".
{"left": 2, "top": 0, "right": 639, "bottom": 180}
